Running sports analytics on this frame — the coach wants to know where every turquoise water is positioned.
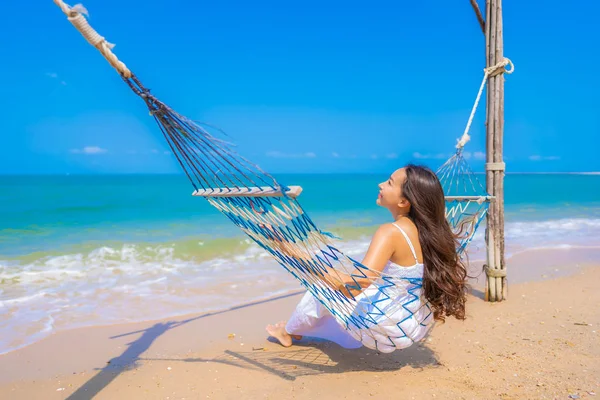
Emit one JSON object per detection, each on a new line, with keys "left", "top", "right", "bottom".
{"left": 1, "top": 173, "right": 599, "bottom": 354}
{"left": 2, "top": 173, "right": 599, "bottom": 256}
{"left": 0, "top": 174, "right": 391, "bottom": 257}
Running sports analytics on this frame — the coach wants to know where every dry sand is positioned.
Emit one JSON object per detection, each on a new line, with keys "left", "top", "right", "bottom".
{"left": 0, "top": 253, "right": 599, "bottom": 399}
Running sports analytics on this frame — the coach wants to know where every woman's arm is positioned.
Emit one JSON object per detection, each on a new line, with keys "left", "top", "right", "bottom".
{"left": 258, "top": 222, "right": 397, "bottom": 297}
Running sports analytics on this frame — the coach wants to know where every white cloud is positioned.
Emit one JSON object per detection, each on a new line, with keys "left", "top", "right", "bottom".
{"left": 70, "top": 146, "right": 108, "bottom": 154}
{"left": 371, "top": 154, "right": 379, "bottom": 159}
{"left": 412, "top": 152, "right": 448, "bottom": 160}
{"left": 150, "top": 149, "right": 159, "bottom": 154}
{"left": 164, "top": 151, "right": 171, "bottom": 155}
{"left": 266, "top": 151, "right": 316, "bottom": 158}
{"left": 529, "top": 155, "right": 560, "bottom": 161}
{"left": 331, "top": 152, "right": 340, "bottom": 158}
{"left": 386, "top": 153, "right": 398, "bottom": 159}
{"left": 46, "top": 72, "right": 67, "bottom": 85}
{"left": 474, "top": 151, "right": 486, "bottom": 160}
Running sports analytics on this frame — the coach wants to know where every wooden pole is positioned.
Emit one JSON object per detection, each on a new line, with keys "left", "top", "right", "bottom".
{"left": 484, "top": 0, "right": 507, "bottom": 301}
{"left": 470, "top": 0, "right": 486, "bottom": 34}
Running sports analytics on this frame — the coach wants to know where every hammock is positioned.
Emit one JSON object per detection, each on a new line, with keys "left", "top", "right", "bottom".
{"left": 52, "top": 2, "right": 510, "bottom": 353}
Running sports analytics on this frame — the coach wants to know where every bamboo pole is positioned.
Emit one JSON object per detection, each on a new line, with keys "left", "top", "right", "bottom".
{"left": 497, "top": 4, "right": 508, "bottom": 301}
{"left": 485, "top": 0, "right": 496, "bottom": 302}
{"left": 484, "top": 0, "right": 507, "bottom": 301}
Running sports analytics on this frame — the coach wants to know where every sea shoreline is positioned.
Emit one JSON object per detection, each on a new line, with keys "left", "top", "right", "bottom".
{"left": 2, "top": 243, "right": 600, "bottom": 358}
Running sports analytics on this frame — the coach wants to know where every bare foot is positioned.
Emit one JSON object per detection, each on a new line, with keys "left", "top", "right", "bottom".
{"left": 266, "top": 321, "right": 303, "bottom": 347}
{"left": 275, "top": 321, "right": 302, "bottom": 340}
{"left": 266, "top": 323, "right": 293, "bottom": 347}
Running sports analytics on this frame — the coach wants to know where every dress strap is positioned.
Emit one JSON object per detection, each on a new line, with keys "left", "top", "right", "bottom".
{"left": 391, "top": 223, "right": 419, "bottom": 264}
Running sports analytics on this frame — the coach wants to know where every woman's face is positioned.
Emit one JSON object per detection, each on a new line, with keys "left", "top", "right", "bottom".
{"left": 377, "top": 168, "right": 407, "bottom": 209}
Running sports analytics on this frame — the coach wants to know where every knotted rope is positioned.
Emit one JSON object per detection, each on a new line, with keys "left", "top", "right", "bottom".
{"left": 53, "top": 0, "right": 131, "bottom": 78}
{"left": 484, "top": 265, "right": 507, "bottom": 278}
{"left": 455, "top": 57, "right": 514, "bottom": 150}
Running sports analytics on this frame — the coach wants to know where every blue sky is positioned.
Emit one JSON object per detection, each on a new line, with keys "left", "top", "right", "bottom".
{"left": 0, "top": 0, "right": 598, "bottom": 174}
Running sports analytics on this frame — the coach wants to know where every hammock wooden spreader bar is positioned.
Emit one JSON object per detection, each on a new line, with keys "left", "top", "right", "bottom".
{"left": 444, "top": 195, "right": 494, "bottom": 203}
{"left": 193, "top": 186, "right": 303, "bottom": 198}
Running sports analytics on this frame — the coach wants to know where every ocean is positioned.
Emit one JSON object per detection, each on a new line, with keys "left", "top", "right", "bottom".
{"left": 1, "top": 173, "right": 599, "bottom": 354}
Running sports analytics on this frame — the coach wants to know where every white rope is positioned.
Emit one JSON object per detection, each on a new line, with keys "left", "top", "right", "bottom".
{"left": 485, "top": 57, "right": 514, "bottom": 77}
{"left": 455, "top": 74, "right": 485, "bottom": 149}
{"left": 455, "top": 57, "right": 514, "bottom": 150}
{"left": 53, "top": 0, "right": 132, "bottom": 78}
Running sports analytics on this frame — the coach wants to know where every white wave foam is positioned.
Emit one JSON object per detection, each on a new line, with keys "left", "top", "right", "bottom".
{"left": 0, "top": 291, "right": 47, "bottom": 307}
{"left": 506, "top": 218, "right": 600, "bottom": 238}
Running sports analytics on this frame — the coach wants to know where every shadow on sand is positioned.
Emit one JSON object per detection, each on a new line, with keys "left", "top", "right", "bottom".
{"left": 65, "top": 290, "right": 439, "bottom": 398}
{"left": 143, "top": 338, "right": 440, "bottom": 382}
{"left": 65, "top": 291, "right": 300, "bottom": 399}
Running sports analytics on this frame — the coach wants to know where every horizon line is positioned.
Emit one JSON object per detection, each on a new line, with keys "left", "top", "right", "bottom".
{"left": 0, "top": 171, "right": 598, "bottom": 176}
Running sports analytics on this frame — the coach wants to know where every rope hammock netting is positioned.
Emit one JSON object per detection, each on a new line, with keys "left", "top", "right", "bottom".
{"left": 53, "top": 1, "right": 513, "bottom": 353}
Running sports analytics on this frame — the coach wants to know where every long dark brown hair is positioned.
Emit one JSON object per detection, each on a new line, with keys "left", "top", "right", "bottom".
{"left": 402, "top": 164, "right": 467, "bottom": 322}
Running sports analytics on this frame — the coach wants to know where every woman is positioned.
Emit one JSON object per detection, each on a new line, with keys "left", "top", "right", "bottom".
{"left": 266, "top": 164, "right": 468, "bottom": 350}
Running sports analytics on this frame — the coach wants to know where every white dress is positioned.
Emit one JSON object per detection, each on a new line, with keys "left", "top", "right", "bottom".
{"left": 285, "top": 223, "right": 434, "bottom": 353}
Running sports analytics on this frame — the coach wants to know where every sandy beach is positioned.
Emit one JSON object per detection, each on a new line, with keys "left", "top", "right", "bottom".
{"left": 0, "top": 248, "right": 598, "bottom": 400}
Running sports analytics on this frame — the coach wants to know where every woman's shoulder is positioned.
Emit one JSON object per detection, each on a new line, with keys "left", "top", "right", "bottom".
{"left": 375, "top": 219, "right": 417, "bottom": 235}
{"left": 373, "top": 222, "right": 412, "bottom": 241}
{"left": 371, "top": 220, "right": 419, "bottom": 246}
{"left": 367, "top": 223, "right": 403, "bottom": 248}
{"left": 373, "top": 222, "right": 402, "bottom": 236}
{"left": 392, "top": 218, "right": 418, "bottom": 235}
{"left": 383, "top": 220, "right": 422, "bottom": 252}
